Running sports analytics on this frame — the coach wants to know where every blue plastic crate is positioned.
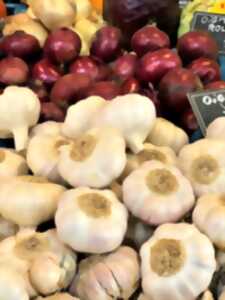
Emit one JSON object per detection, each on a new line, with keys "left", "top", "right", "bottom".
{"left": 5, "top": 1, "right": 27, "bottom": 15}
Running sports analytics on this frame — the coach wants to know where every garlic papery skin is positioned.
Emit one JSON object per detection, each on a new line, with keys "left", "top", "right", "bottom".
{"left": 37, "top": 293, "right": 80, "bottom": 300}
{"left": 207, "top": 117, "right": 225, "bottom": 140}
{"left": 62, "top": 96, "right": 106, "bottom": 139}
{"left": 0, "top": 86, "right": 40, "bottom": 151}
{"left": 0, "top": 267, "right": 29, "bottom": 300}
{"left": 147, "top": 118, "right": 189, "bottom": 154}
{"left": 92, "top": 94, "right": 156, "bottom": 154}
{"left": 0, "top": 149, "right": 28, "bottom": 178}
{"left": 0, "top": 216, "right": 18, "bottom": 241}
{"left": 0, "top": 176, "right": 65, "bottom": 227}
{"left": 29, "top": 0, "right": 76, "bottom": 31}
{"left": 30, "top": 122, "right": 63, "bottom": 138}
{"left": 193, "top": 193, "right": 225, "bottom": 249}
{"left": 27, "top": 134, "right": 71, "bottom": 183}
{"left": 140, "top": 223, "right": 216, "bottom": 300}
{"left": 70, "top": 246, "right": 140, "bottom": 299}
{"left": 120, "top": 143, "right": 177, "bottom": 182}
{"left": 123, "top": 161, "right": 195, "bottom": 226}
{"left": 55, "top": 187, "right": 128, "bottom": 253}
{"left": 178, "top": 139, "right": 225, "bottom": 197}
{"left": 58, "top": 127, "right": 127, "bottom": 188}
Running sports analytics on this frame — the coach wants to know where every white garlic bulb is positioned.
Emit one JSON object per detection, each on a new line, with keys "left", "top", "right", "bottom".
{"left": 123, "top": 161, "right": 195, "bottom": 225}
{"left": 75, "top": 0, "right": 92, "bottom": 20}
{"left": 92, "top": 94, "right": 156, "bottom": 153}
{"left": 193, "top": 193, "right": 225, "bottom": 249}
{"left": 147, "top": 118, "right": 189, "bottom": 154}
{"left": 58, "top": 127, "right": 126, "bottom": 188}
{"left": 27, "top": 134, "right": 71, "bottom": 183}
{"left": 120, "top": 143, "right": 177, "bottom": 182}
{"left": 0, "top": 148, "right": 28, "bottom": 178}
{"left": 62, "top": 96, "right": 106, "bottom": 139}
{"left": 207, "top": 117, "right": 225, "bottom": 140}
{"left": 30, "top": 121, "right": 62, "bottom": 138}
{"left": 0, "top": 176, "right": 65, "bottom": 227}
{"left": 70, "top": 246, "right": 140, "bottom": 299}
{"left": 55, "top": 187, "right": 128, "bottom": 253}
{"left": 37, "top": 294, "right": 80, "bottom": 300}
{"left": 140, "top": 223, "right": 216, "bottom": 300}
{"left": 179, "top": 139, "right": 225, "bottom": 196}
{"left": 201, "top": 291, "right": 214, "bottom": 300}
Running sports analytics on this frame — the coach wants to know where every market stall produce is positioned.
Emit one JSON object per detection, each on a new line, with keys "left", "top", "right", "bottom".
{"left": 0, "top": 0, "right": 225, "bottom": 299}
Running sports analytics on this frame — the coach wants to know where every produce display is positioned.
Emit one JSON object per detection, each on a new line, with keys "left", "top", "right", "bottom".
{"left": 1, "top": 0, "right": 225, "bottom": 299}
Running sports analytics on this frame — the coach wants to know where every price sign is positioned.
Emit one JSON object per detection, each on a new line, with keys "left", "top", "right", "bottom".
{"left": 191, "top": 12, "right": 225, "bottom": 54}
{"left": 188, "top": 89, "right": 225, "bottom": 135}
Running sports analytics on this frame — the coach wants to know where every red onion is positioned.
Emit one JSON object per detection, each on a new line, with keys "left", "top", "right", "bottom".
{"left": 87, "top": 81, "right": 120, "bottom": 100}
{"left": 0, "top": 57, "right": 29, "bottom": 85}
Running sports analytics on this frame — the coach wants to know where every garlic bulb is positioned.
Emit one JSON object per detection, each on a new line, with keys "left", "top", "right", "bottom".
{"left": 123, "top": 161, "right": 195, "bottom": 225}
{"left": 193, "top": 193, "right": 225, "bottom": 249}
{"left": 147, "top": 118, "right": 189, "bottom": 154}
{"left": 93, "top": 94, "right": 156, "bottom": 153}
{"left": 62, "top": 96, "right": 106, "bottom": 139}
{"left": 0, "top": 216, "right": 18, "bottom": 241}
{"left": 27, "top": 134, "right": 71, "bottom": 183}
{"left": 55, "top": 187, "right": 128, "bottom": 253}
{"left": 0, "top": 176, "right": 65, "bottom": 227}
{"left": 29, "top": 0, "right": 76, "bottom": 31}
{"left": 75, "top": 18, "right": 101, "bottom": 45}
{"left": 0, "top": 229, "right": 77, "bottom": 297}
{"left": 70, "top": 246, "right": 140, "bottom": 299}
{"left": 30, "top": 121, "right": 62, "bottom": 138}
{"left": 0, "top": 149, "right": 28, "bottom": 178}
{"left": 0, "top": 86, "right": 40, "bottom": 151}
{"left": 120, "top": 143, "right": 177, "bottom": 182}
{"left": 72, "top": 28, "right": 89, "bottom": 55}
{"left": 58, "top": 127, "right": 126, "bottom": 188}
{"left": 37, "top": 294, "right": 80, "bottom": 300}
{"left": 3, "top": 13, "right": 48, "bottom": 47}
{"left": 140, "top": 223, "right": 216, "bottom": 300}
{"left": 179, "top": 139, "right": 225, "bottom": 196}
{"left": 207, "top": 117, "right": 225, "bottom": 140}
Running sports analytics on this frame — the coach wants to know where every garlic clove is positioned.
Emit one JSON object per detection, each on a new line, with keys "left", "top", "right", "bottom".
{"left": 178, "top": 139, "right": 225, "bottom": 196}
{"left": 0, "top": 86, "right": 40, "bottom": 151}
{"left": 62, "top": 96, "right": 106, "bottom": 139}
{"left": 140, "top": 223, "right": 216, "bottom": 300}
{"left": 0, "top": 176, "right": 65, "bottom": 227}
{"left": 30, "top": 121, "right": 63, "bottom": 138}
{"left": 92, "top": 94, "right": 156, "bottom": 154}
{"left": 207, "top": 117, "right": 225, "bottom": 141}
{"left": 27, "top": 134, "right": 72, "bottom": 183}
{"left": 123, "top": 161, "right": 195, "bottom": 226}
{"left": 58, "top": 127, "right": 127, "bottom": 188}
{"left": 55, "top": 187, "right": 128, "bottom": 253}
{"left": 147, "top": 118, "right": 189, "bottom": 154}
{"left": 0, "top": 148, "right": 28, "bottom": 178}
{"left": 193, "top": 194, "right": 225, "bottom": 249}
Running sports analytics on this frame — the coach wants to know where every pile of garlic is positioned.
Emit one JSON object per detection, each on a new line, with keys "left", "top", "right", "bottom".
{"left": 3, "top": 92, "right": 225, "bottom": 300}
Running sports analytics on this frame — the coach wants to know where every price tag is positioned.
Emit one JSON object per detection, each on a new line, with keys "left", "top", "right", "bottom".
{"left": 191, "top": 12, "right": 225, "bottom": 55}
{"left": 187, "top": 89, "right": 225, "bottom": 135}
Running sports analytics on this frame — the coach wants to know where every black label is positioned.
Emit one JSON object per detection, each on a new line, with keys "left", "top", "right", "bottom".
{"left": 188, "top": 89, "right": 225, "bottom": 135}
{"left": 191, "top": 12, "right": 225, "bottom": 54}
